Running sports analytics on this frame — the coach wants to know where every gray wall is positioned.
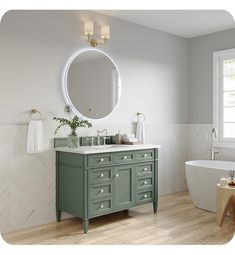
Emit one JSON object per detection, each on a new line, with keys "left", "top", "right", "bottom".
{"left": 188, "top": 28, "right": 235, "bottom": 124}
{"left": 0, "top": 10, "right": 189, "bottom": 125}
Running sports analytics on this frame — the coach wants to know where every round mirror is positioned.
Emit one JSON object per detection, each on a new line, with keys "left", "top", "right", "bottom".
{"left": 63, "top": 49, "right": 121, "bottom": 120}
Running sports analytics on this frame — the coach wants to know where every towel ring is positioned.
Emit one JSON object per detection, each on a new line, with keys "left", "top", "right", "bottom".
{"left": 136, "top": 112, "right": 146, "bottom": 121}
{"left": 29, "top": 109, "right": 42, "bottom": 120}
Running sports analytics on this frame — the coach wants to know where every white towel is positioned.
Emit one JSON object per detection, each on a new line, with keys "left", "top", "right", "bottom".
{"left": 27, "top": 120, "right": 45, "bottom": 153}
{"left": 136, "top": 119, "right": 146, "bottom": 143}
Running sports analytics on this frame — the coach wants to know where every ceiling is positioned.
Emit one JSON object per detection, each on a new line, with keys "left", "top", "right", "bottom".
{"left": 98, "top": 10, "right": 235, "bottom": 38}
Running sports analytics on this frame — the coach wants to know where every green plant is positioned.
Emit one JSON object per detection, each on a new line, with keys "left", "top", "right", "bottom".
{"left": 53, "top": 115, "right": 92, "bottom": 136}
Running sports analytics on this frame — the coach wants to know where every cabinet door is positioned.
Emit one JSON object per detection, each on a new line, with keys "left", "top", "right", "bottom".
{"left": 114, "top": 164, "right": 134, "bottom": 210}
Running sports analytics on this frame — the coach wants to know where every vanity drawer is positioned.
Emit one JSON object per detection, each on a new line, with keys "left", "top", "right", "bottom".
{"left": 115, "top": 151, "right": 134, "bottom": 164}
{"left": 136, "top": 162, "right": 154, "bottom": 175}
{"left": 89, "top": 183, "right": 112, "bottom": 198}
{"left": 137, "top": 190, "right": 153, "bottom": 204}
{"left": 88, "top": 153, "right": 113, "bottom": 167}
{"left": 136, "top": 150, "right": 154, "bottom": 162}
{"left": 137, "top": 177, "right": 152, "bottom": 189}
{"left": 89, "top": 167, "right": 112, "bottom": 183}
{"left": 89, "top": 198, "right": 113, "bottom": 217}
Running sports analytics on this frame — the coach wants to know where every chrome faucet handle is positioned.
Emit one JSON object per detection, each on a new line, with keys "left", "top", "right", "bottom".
{"left": 103, "top": 137, "right": 107, "bottom": 145}
{"left": 211, "top": 146, "right": 219, "bottom": 160}
{"left": 213, "top": 151, "right": 219, "bottom": 160}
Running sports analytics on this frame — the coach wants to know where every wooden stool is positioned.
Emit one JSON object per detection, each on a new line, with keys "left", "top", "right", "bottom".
{"left": 216, "top": 184, "right": 235, "bottom": 226}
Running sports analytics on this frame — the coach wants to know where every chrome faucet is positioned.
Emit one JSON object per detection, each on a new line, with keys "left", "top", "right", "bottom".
{"left": 208, "top": 128, "right": 219, "bottom": 160}
{"left": 97, "top": 129, "right": 108, "bottom": 145}
{"left": 212, "top": 127, "right": 217, "bottom": 138}
{"left": 208, "top": 145, "right": 219, "bottom": 160}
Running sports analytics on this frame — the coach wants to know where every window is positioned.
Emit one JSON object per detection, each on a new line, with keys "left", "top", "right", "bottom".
{"left": 213, "top": 49, "right": 235, "bottom": 147}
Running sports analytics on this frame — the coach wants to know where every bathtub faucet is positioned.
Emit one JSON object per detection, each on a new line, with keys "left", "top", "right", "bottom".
{"left": 208, "top": 145, "right": 219, "bottom": 160}
{"left": 208, "top": 128, "right": 219, "bottom": 160}
{"left": 212, "top": 127, "right": 217, "bottom": 138}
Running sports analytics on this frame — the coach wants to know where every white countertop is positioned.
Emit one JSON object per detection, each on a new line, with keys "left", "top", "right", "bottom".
{"left": 55, "top": 144, "right": 161, "bottom": 154}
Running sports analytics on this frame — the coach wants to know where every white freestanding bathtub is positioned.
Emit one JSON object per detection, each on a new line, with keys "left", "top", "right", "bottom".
{"left": 185, "top": 160, "right": 235, "bottom": 212}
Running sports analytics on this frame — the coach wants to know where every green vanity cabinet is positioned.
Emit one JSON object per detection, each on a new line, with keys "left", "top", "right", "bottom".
{"left": 56, "top": 148, "right": 158, "bottom": 233}
{"left": 115, "top": 164, "right": 135, "bottom": 210}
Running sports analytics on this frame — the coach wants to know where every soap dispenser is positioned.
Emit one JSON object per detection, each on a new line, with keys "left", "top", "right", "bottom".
{"left": 115, "top": 130, "right": 122, "bottom": 144}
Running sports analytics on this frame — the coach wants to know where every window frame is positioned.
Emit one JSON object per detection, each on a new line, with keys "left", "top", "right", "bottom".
{"left": 213, "top": 48, "right": 235, "bottom": 148}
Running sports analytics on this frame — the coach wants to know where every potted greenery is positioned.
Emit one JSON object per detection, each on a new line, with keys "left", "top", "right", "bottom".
{"left": 53, "top": 106, "right": 92, "bottom": 148}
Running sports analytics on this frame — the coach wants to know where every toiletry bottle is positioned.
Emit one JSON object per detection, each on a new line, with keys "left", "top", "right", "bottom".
{"left": 115, "top": 130, "right": 122, "bottom": 144}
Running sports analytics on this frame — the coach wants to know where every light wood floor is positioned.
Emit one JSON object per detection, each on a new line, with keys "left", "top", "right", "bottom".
{"left": 2, "top": 191, "right": 235, "bottom": 245}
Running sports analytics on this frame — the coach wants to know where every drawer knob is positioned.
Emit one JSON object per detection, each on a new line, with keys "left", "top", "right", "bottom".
{"left": 100, "top": 204, "right": 104, "bottom": 209}
{"left": 144, "top": 181, "right": 148, "bottom": 185}
{"left": 123, "top": 156, "right": 127, "bottom": 159}
{"left": 116, "top": 173, "right": 119, "bottom": 177}
{"left": 144, "top": 167, "right": 147, "bottom": 172}
{"left": 144, "top": 194, "right": 148, "bottom": 198}
{"left": 100, "top": 188, "right": 104, "bottom": 193}
{"left": 144, "top": 154, "right": 147, "bottom": 158}
{"left": 100, "top": 173, "right": 104, "bottom": 178}
{"left": 100, "top": 158, "right": 104, "bottom": 162}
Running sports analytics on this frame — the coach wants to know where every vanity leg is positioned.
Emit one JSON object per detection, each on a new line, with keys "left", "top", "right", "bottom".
{"left": 153, "top": 203, "right": 158, "bottom": 213}
{"left": 83, "top": 219, "right": 89, "bottom": 233}
{"left": 56, "top": 210, "right": 61, "bottom": 222}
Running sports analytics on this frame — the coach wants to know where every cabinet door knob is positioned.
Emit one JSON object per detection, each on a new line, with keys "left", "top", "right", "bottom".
{"left": 144, "top": 194, "right": 148, "bottom": 198}
{"left": 100, "top": 158, "right": 104, "bottom": 162}
{"left": 116, "top": 173, "right": 119, "bottom": 177}
{"left": 144, "top": 167, "right": 147, "bottom": 172}
{"left": 144, "top": 154, "right": 147, "bottom": 158}
{"left": 144, "top": 181, "right": 148, "bottom": 185}
{"left": 100, "top": 204, "right": 104, "bottom": 209}
{"left": 100, "top": 173, "right": 104, "bottom": 178}
{"left": 100, "top": 189, "right": 104, "bottom": 193}
{"left": 123, "top": 156, "right": 127, "bottom": 159}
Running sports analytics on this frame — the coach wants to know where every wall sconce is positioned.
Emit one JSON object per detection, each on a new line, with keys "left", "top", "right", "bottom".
{"left": 84, "top": 21, "right": 110, "bottom": 47}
